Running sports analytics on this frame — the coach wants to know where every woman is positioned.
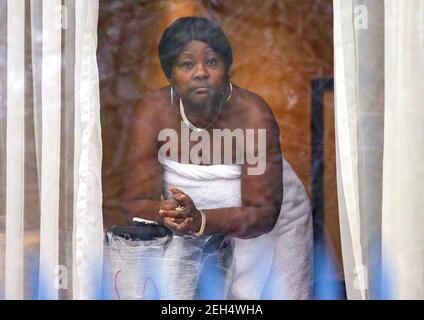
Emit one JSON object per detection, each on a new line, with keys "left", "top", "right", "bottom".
{"left": 122, "top": 17, "right": 284, "bottom": 299}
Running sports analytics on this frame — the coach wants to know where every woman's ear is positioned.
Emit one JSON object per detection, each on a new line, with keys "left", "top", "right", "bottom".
{"left": 168, "top": 77, "right": 175, "bottom": 87}
{"left": 168, "top": 78, "right": 176, "bottom": 91}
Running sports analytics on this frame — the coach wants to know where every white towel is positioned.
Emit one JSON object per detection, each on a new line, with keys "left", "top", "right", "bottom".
{"left": 162, "top": 156, "right": 313, "bottom": 299}
{"left": 261, "top": 158, "right": 313, "bottom": 299}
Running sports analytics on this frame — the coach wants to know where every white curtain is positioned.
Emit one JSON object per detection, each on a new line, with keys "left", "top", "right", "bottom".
{"left": 73, "top": 0, "right": 103, "bottom": 300}
{"left": 0, "top": 0, "right": 103, "bottom": 299}
{"left": 382, "top": 0, "right": 424, "bottom": 300}
{"left": 334, "top": 0, "right": 424, "bottom": 299}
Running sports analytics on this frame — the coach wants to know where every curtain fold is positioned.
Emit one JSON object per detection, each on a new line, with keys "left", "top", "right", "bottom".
{"left": 5, "top": 0, "right": 25, "bottom": 300}
{"left": 38, "top": 0, "right": 62, "bottom": 299}
{"left": 334, "top": 0, "right": 368, "bottom": 300}
{"left": 73, "top": 0, "right": 103, "bottom": 300}
{"left": 0, "top": 0, "right": 7, "bottom": 299}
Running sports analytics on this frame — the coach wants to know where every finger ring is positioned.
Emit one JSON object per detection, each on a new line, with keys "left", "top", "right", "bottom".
{"left": 175, "top": 205, "right": 185, "bottom": 214}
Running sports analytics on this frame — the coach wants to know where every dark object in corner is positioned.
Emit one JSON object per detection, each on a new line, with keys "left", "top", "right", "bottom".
{"left": 106, "top": 221, "right": 172, "bottom": 242}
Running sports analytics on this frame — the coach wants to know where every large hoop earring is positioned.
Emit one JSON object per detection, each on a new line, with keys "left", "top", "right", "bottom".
{"left": 225, "top": 81, "right": 233, "bottom": 102}
{"left": 170, "top": 86, "right": 174, "bottom": 105}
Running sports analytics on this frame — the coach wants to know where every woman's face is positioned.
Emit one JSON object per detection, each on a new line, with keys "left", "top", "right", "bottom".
{"left": 170, "top": 40, "right": 227, "bottom": 107}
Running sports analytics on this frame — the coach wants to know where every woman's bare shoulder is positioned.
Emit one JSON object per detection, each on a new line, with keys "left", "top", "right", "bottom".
{"left": 231, "top": 85, "right": 278, "bottom": 129}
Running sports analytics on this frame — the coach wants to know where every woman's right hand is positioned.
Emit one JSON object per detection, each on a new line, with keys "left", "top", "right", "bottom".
{"left": 159, "top": 198, "right": 186, "bottom": 226}
{"left": 159, "top": 194, "right": 200, "bottom": 234}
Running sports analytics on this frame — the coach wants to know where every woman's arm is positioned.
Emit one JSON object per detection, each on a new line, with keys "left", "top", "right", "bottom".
{"left": 121, "top": 97, "right": 165, "bottom": 225}
{"left": 204, "top": 107, "right": 282, "bottom": 238}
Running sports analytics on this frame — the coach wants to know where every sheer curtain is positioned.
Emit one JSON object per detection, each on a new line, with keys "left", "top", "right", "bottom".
{"left": 0, "top": 0, "right": 103, "bottom": 299}
{"left": 334, "top": 0, "right": 424, "bottom": 299}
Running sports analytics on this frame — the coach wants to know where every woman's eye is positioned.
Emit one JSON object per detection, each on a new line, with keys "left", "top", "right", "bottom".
{"left": 207, "top": 59, "right": 217, "bottom": 66}
{"left": 181, "top": 61, "right": 194, "bottom": 69}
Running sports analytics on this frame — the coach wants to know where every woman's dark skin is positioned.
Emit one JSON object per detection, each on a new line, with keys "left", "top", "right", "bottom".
{"left": 122, "top": 40, "right": 283, "bottom": 239}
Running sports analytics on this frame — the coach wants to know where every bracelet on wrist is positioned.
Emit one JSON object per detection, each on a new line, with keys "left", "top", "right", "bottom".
{"left": 193, "top": 210, "right": 206, "bottom": 237}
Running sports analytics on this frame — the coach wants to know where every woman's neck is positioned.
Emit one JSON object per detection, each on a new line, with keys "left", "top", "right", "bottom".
{"left": 183, "top": 96, "right": 221, "bottom": 125}
{"left": 181, "top": 82, "right": 232, "bottom": 127}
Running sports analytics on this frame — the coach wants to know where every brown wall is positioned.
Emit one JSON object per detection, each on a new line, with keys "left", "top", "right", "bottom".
{"left": 98, "top": 0, "right": 340, "bottom": 277}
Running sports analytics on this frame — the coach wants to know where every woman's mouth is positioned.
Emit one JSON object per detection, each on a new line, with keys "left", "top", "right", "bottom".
{"left": 192, "top": 87, "right": 211, "bottom": 95}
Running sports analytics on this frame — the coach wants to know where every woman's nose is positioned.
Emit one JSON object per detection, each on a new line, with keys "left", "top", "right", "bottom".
{"left": 193, "top": 63, "right": 209, "bottom": 79}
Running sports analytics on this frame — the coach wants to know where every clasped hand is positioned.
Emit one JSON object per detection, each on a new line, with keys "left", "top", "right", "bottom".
{"left": 159, "top": 187, "right": 202, "bottom": 235}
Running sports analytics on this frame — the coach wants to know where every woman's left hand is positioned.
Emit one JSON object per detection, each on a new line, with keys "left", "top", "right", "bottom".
{"left": 159, "top": 187, "right": 202, "bottom": 234}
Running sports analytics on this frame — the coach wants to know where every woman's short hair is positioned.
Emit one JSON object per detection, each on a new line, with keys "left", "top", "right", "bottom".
{"left": 158, "top": 17, "right": 233, "bottom": 79}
